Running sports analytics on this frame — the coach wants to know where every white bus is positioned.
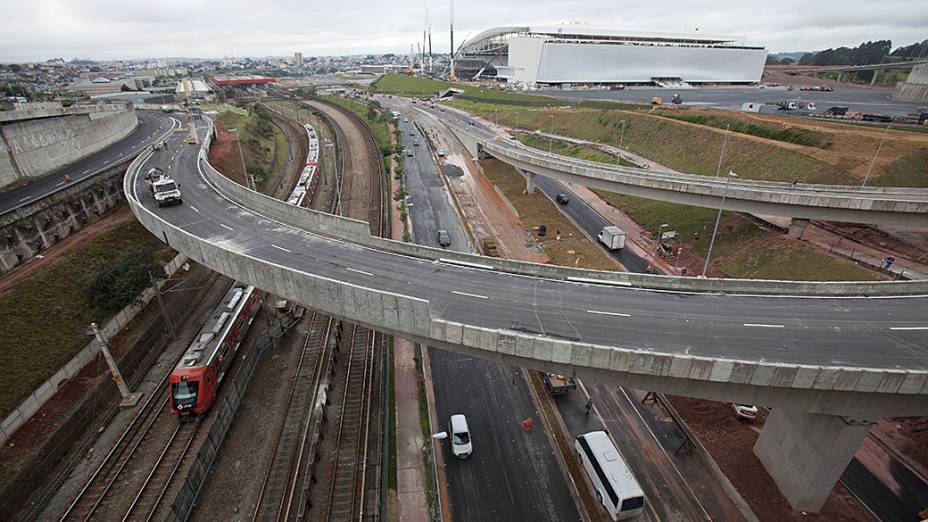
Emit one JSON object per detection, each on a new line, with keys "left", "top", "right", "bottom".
{"left": 575, "top": 431, "right": 645, "bottom": 520}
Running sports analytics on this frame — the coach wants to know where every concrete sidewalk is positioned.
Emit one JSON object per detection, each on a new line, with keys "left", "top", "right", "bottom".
{"left": 390, "top": 144, "right": 430, "bottom": 522}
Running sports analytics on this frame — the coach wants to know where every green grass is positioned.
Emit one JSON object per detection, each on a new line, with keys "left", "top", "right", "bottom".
{"left": 386, "top": 338, "right": 397, "bottom": 491}
{"left": 449, "top": 101, "right": 860, "bottom": 184}
{"left": 216, "top": 108, "right": 288, "bottom": 193}
{"left": 0, "top": 220, "right": 168, "bottom": 419}
{"left": 516, "top": 133, "right": 636, "bottom": 166}
{"left": 657, "top": 111, "right": 833, "bottom": 149}
{"left": 371, "top": 73, "right": 562, "bottom": 105}
{"left": 874, "top": 148, "right": 928, "bottom": 187}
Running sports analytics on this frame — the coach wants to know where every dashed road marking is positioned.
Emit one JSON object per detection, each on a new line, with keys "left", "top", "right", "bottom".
{"left": 587, "top": 310, "right": 631, "bottom": 317}
{"left": 744, "top": 323, "right": 784, "bottom": 328}
{"left": 890, "top": 326, "right": 928, "bottom": 331}
{"left": 55, "top": 181, "right": 66, "bottom": 187}
{"left": 219, "top": 223, "right": 234, "bottom": 231}
{"left": 452, "top": 290, "right": 488, "bottom": 300}
{"left": 271, "top": 244, "right": 292, "bottom": 254}
{"left": 347, "top": 267, "right": 373, "bottom": 276}
{"left": 189, "top": 206, "right": 199, "bottom": 213}
{"left": 19, "top": 196, "right": 31, "bottom": 202}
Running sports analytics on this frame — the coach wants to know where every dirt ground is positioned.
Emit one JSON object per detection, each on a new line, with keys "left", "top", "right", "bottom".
{"left": 873, "top": 417, "right": 928, "bottom": 480}
{"left": 480, "top": 158, "right": 621, "bottom": 271}
{"left": 667, "top": 396, "right": 874, "bottom": 521}
{"left": 0, "top": 207, "right": 137, "bottom": 298}
{"left": 207, "top": 121, "right": 247, "bottom": 186}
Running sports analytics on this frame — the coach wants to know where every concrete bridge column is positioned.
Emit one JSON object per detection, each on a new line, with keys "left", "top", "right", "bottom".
{"left": 754, "top": 409, "right": 872, "bottom": 512}
{"left": 787, "top": 218, "right": 810, "bottom": 239}
{"left": 519, "top": 169, "right": 536, "bottom": 194}
{"left": 0, "top": 249, "right": 17, "bottom": 273}
{"left": 870, "top": 69, "right": 881, "bottom": 87}
{"left": 33, "top": 217, "right": 53, "bottom": 249}
{"left": 14, "top": 228, "right": 34, "bottom": 259}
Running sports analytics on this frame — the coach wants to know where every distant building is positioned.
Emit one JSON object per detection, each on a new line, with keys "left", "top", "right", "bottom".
{"left": 66, "top": 76, "right": 141, "bottom": 96}
{"left": 175, "top": 79, "right": 211, "bottom": 98}
{"left": 211, "top": 75, "right": 276, "bottom": 87}
{"left": 294, "top": 52, "right": 304, "bottom": 66}
{"left": 360, "top": 64, "right": 408, "bottom": 75}
{"left": 457, "top": 25, "right": 767, "bottom": 87}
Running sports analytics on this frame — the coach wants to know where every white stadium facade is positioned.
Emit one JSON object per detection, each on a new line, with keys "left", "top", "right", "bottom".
{"left": 455, "top": 25, "right": 767, "bottom": 87}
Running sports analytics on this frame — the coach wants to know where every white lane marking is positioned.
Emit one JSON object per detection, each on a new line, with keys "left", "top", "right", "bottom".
{"left": 347, "top": 267, "right": 374, "bottom": 276}
{"left": 219, "top": 223, "right": 234, "bottom": 231}
{"left": 189, "top": 206, "right": 199, "bottom": 213}
{"left": 271, "top": 244, "right": 292, "bottom": 254}
{"left": 439, "top": 258, "right": 493, "bottom": 270}
{"left": 890, "top": 326, "right": 928, "bottom": 331}
{"left": 55, "top": 181, "right": 66, "bottom": 187}
{"left": 744, "top": 323, "right": 784, "bottom": 328}
{"left": 19, "top": 196, "right": 31, "bottom": 202}
{"left": 587, "top": 310, "right": 631, "bottom": 317}
{"left": 82, "top": 170, "right": 90, "bottom": 174}
{"left": 452, "top": 290, "right": 488, "bottom": 300}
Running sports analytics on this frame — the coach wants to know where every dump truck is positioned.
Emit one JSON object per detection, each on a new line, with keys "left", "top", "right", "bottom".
{"left": 541, "top": 372, "right": 577, "bottom": 395}
{"left": 145, "top": 167, "right": 183, "bottom": 207}
{"left": 597, "top": 226, "right": 626, "bottom": 250}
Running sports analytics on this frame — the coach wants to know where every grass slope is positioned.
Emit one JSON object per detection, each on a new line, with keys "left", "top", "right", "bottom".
{"left": 0, "top": 220, "right": 170, "bottom": 419}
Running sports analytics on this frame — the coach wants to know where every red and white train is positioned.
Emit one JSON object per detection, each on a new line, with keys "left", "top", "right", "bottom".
{"left": 169, "top": 284, "right": 262, "bottom": 417}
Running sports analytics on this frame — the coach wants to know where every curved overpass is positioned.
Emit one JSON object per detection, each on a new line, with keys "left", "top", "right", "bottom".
{"left": 125, "top": 118, "right": 928, "bottom": 511}
{"left": 446, "top": 119, "right": 928, "bottom": 227}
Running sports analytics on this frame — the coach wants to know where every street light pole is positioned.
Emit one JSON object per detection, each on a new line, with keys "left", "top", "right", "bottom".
{"left": 714, "top": 124, "right": 731, "bottom": 177}
{"left": 619, "top": 120, "right": 626, "bottom": 151}
{"left": 702, "top": 171, "right": 738, "bottom": 278}
{"left": 653, "top": 223, "right": 669, "bottom": 267}
{"left": 861, "top": 125, "right": 890, "bottom": 187}
{"left": 230, "top": 129, "right": 251, "bottom": 191}
{"left": 548, "top": 115, "right": 555, "bottom": 153}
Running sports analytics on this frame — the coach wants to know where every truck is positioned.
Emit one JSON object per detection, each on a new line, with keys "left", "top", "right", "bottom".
{"left": 540, "top": 372, "right": 577, "bottom": 395}
{"left": 597, "top": 226, "right": 626, "bottom": 250}
{"left": 145, "top": 167, "right": 183, "bottom": 207}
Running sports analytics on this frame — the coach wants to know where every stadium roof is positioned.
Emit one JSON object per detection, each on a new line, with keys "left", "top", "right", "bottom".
{"left": 461, "top": 25, "right": 751, "bottom": 52}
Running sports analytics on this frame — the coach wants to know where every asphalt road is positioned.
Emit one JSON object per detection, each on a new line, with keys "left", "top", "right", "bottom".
{"left": 398, "top": 116, "right": 580, "bottom": 521}
{"left": 130, "top": 123, "right": 928, "bottom": 375}
{"left": 544, "top": 86, "right": 925, "bottom": 116}
{"left": 533, "top": 176, "right": 661, "bottom": 275}
{"left": 0, "top": 110, "right": 176, "bottom": 215}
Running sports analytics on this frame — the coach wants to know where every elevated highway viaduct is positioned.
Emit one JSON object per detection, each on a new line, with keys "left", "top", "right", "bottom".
{"left": 444, "top": 116, "right": 928, "bottom": 234}
{"left": 125, "top": 116, "right": 928, "bottom": 513}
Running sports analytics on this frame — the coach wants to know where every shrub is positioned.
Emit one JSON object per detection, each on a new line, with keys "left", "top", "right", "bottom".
{"left": 83, "top": 247, "right": 162, "bottom": 312}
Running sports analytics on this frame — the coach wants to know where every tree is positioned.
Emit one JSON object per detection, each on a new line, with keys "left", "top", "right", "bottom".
{"left": 120, "top": 84, "right": 132, "bottom": 92}
{"left": 765, "top": 55, "right": 781, "bottom": 65}
{"left": 9, "top": 63, "right": 22, "bottom": 73}
{"left": 84, "top": 248, "right": 163, "bottom": 312}
{"left": 779, "top": 57, "right": 795, "bottom": 65}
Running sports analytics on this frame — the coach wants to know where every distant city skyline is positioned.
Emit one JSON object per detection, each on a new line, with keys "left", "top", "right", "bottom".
{"left": 1, "top": 0, "right": 926, "bottom": 62}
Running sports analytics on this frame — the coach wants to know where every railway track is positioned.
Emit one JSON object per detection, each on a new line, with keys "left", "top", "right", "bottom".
{"left": 324, "top": 324, "right": 377, "bottom": 521}
{"left": 58, "top": 388, "right": 200, "bottom": 522}
{"left": 251, "top": 311, "right": 335, "bottom": 522}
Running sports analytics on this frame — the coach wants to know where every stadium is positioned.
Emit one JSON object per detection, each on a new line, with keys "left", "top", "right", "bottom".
{"left": 455, "top": 25, "right": 767, "bottom": 88}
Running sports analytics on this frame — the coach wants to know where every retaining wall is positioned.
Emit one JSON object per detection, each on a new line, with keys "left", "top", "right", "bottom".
{"left": 0, "top": 106, "right": 138, "bottom": 189}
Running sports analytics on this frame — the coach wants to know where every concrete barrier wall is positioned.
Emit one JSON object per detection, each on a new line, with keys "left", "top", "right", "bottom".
{"left": 125, "top": 150, "right": 928, "bottom": 418}
{"left": 196, "top": 136, "right": 928, "bottom": 296}
{"left": 0, "top": 252, "right": 188, "bottom": 445}
{"left": 0, "top": 107, "right": 138, "bottom": 189}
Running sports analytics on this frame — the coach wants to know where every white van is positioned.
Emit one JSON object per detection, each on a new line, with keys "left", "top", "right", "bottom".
{"left": 449, "top": 414, "right": 472, "bottom": 459}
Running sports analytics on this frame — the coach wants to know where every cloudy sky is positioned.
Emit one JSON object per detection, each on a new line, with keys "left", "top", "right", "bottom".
{"left": 1, "top": 0, "right": 926, "bottom": 62}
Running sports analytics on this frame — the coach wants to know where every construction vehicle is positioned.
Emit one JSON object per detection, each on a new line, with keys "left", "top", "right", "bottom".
{"left": 540, "top": 371, "right": 577, "bottom": 395}
{"left": 671, "top": 93, "right": 682, "bottom": 105}
{"left": 651, "top": 97, "right": 663, "bottom": 106}
{"left": 481, "top": 238, "right": 500, "bottom": 257}
{"left": 145, "top": 167, "right": 183, "bottom": 207}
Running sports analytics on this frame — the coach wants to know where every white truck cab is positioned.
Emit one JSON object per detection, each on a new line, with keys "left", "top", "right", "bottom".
{"left": 145, "top": 167, "right": 183, "bottom": 207}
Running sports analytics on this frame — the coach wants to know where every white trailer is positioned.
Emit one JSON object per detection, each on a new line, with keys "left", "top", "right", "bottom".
{"left": 598, "top": 226, "right": 626, "bottom": 250}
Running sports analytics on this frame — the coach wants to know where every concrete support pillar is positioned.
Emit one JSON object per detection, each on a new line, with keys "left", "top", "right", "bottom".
{"left": 520, "top": 169, "right": 536, "bottom": 194}
{"left": 754, "top": 409, "right": 872, "bottom": 512}
{"left": 0, "top": 249, "right": 17, "bottom": 273}
{"left": 14, "top": 228, "right": 34, "bottom": 258}
{"left": 787, "top": 218, "right": 810, "bottom": 239}
{"left": 90, "top": 190, "right": 106, "bottom": 217}
{"left": 837, "top": 72, "right": 844, "bottom": 83}
{"left": 870, "top": 69, "right": 880, "bottom": 87}
{"left": 33, "top": 217, "right": 53, "bottom": 249}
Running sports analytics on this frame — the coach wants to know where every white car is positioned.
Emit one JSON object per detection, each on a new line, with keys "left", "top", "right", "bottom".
{"left": 731, "top": 403, "right": 758, "bottom": 420}
{"left": 449, "top": 414, "right": 472, "bottom": 459}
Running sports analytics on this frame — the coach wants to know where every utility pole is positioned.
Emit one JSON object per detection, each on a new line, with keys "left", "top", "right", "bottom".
{"left": 702, "top": 171, "right": 738, "bottom": 277}
{"left": 89, "top": 323, "right": 142, "bottom": 407}
{"left": 150, "top": 271, "right": 176, "bottom": 339}
{"left": 861, "top": 125, "right": 890, "bottom": 187}
{"left": 714, "top": 124, "right": 730, "bottom": 177}
{"left": 449, "top": 0, "right": 456, "bottom": 81}
{"left": 230, "top": 129, "right": 252, "bottom": 190}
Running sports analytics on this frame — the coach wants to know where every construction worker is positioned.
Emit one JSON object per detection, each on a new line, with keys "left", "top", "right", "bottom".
{"left": 584, "top": 396, "right": 593, "bottom": 416}
{"left": 64, "top": 173, "right": 72, "bottom": 183}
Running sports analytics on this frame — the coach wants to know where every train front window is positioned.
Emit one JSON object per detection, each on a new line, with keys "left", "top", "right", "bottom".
{"left": 172, "top": 381, "right": 198, "bottom": 405}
